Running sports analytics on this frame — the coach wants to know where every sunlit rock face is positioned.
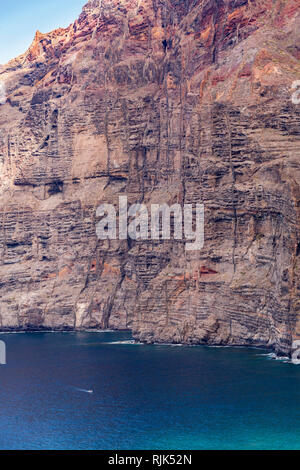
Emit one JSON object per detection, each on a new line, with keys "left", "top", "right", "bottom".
{"left": 0, "top": 0, "right": 299, "bottom": 356}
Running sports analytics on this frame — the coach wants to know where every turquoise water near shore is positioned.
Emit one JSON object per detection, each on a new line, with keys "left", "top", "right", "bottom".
{"left": 0, "top": 331, "right": 299, "bottom": 450}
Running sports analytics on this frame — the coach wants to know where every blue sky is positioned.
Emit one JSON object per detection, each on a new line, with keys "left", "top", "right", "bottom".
{"left": 0, "top": 0, "right": 86, "bottom": 64}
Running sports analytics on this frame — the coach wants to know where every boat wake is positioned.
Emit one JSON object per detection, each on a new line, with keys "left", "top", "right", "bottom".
{"left": 56, "top": 381, "right": 94, "bottom": 394}
{"left": 75, "top": 388, "right": 94, "bottom": 394}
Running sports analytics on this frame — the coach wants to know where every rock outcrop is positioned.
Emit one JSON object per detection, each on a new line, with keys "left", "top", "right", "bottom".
{"left": 0, "top": 0, "right": 299, "bottom": 356}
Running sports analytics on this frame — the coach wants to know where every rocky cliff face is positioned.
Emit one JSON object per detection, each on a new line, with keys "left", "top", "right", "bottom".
{"left": 0, "top": 0, "right": 299, "bottom": 356}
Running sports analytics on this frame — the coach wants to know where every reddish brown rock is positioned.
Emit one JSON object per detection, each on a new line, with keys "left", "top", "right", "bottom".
{"left": 0, "top": 0, "right": 299, "bottom": 357}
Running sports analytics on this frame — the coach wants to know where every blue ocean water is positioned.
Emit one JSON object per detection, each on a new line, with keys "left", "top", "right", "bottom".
{"left": 0, "top": 331, "right": 299, "bottom": 450}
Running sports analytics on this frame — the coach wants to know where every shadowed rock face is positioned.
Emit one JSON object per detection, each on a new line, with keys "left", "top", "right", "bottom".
{"left": 0, "top": 0, "right": 299, "bottom": 356}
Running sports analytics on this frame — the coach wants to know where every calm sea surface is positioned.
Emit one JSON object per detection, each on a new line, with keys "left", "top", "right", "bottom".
{"left": 0, "top": 331, "right": 299, "bottom": 450}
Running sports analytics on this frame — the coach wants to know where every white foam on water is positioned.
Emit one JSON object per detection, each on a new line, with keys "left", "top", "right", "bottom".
{"left": 82, "top": 329, "right": 116, "bottom": 333}
{"left": 258, "top": 352, "right": 291, "bottom": 363}
{"left": 105, "top": 340, "right": 139, "bottom": 345}
{"left": 75, "top": 388, "right": 94, "bottom": 394}
{"left": 0, "top": 331, "right": 26, "bottom": 334}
